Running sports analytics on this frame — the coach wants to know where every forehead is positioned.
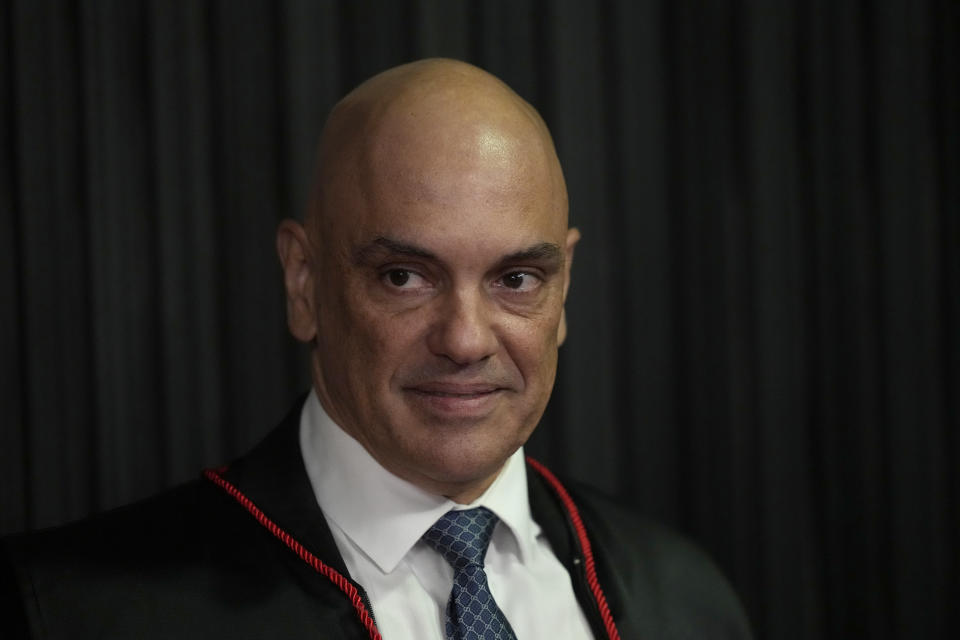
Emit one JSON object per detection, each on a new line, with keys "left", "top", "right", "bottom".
{"left": 353, "top": 172, "right": 563, "bottom": 265}
{"left": 327, "top": 127, "right": 565, "bottom": 258}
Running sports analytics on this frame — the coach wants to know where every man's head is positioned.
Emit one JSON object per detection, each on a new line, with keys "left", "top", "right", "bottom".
{"left": 277, "top": 59, "right": 578, "bottom": 503}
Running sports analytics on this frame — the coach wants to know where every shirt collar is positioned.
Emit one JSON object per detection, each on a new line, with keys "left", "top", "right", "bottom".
{"left": 298, "top": 390, "right": 537, "bottom": 574}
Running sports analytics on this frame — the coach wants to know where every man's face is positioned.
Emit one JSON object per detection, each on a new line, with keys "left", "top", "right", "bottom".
{"left": 286, "top": 101, "right": 576, "bottom": 500}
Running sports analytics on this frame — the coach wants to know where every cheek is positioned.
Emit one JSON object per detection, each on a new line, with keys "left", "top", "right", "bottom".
{"left": 339, "top": 290, "right": 427, "bottom": 378}
{"left": 502, "top": 313, "right": 561, "bottom": 385}
{"left": 316, "top": 282, "right": 382, "bottom": 376}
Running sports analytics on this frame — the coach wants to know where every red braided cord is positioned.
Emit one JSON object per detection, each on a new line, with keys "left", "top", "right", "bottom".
{"left": 526, "top": 457, "right": 622, "bottom": 640}
{"left": 203, "top": 469, "right": 382, "bottom": 640}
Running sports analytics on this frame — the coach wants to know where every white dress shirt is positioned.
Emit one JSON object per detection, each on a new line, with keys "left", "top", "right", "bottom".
{"left": 298, "top": 390, "right": 594, "bottom": 640}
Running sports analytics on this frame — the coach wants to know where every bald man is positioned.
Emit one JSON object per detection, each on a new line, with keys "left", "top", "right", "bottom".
{"left": 2, "top": 60, "right": 752, "bottom": 640}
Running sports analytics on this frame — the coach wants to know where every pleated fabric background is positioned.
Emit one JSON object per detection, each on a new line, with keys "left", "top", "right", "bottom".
{"left": 1, "top": 1, "right": 957, "bottom": 638}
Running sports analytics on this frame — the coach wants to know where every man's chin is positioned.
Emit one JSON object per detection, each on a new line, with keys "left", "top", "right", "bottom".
{"left": 382, "top": 434, "right": 520, "bottom": 501}
{"left": 421, "top": 458, "right": 511, "bottom": 504}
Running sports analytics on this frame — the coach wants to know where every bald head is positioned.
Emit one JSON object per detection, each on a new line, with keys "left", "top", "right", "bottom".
{"left": 278, "top": 59, "right": 578, "bottom": 502}
{"left": 307, "top": 58, "right": 568, "bottom": 238}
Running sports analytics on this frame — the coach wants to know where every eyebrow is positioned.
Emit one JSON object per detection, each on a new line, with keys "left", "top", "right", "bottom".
{"left": 355, "top": 237, "right": 437, "bottom": 263}
{"left": 500, "top": 242, "right": 562, "bottom": 264}
{"left": 354, "top": 236, "right": 563, "bottom": 267}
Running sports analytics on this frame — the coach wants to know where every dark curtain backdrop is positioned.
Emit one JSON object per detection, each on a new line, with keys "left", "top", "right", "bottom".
{"left": 2, "top": 1, "right": 957, "bottom": 638}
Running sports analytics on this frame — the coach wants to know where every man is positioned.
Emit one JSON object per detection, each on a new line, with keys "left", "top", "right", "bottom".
{"left": 2, "top": 59, "right": 751, "bottom": 639}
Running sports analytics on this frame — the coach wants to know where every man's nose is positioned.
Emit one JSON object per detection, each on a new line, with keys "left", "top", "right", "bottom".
{"left": 426, "top": 288, "right": 499, "bottom": 365}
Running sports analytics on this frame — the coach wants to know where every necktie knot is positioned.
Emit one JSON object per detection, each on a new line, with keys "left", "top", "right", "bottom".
{"left": 422, "top": 507, "right": 517, "bottom": 639}
{"left": 423, "top": 507, "right": 499, "bottom": 571}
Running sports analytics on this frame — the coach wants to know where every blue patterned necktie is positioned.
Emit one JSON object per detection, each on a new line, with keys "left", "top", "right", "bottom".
{"left": 422, "top": 507, "right": 519, "bottom": 640}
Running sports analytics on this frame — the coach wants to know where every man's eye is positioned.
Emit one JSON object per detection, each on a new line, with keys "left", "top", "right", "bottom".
{"left": 498, "top": 272, "right": 539, "bottom": 291}
{"left": 383, "top": 269, "right": 428, "bottom": 290}
{"left": 388, "top": 269, "right": 411, "bottom": 286}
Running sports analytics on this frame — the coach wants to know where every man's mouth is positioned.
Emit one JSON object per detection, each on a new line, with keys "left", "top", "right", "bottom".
{"left": 403, "top": 382, "right": 506, "bottom": 418}
{"left": 407, "top": 383, "right": 501, "bottom": 397}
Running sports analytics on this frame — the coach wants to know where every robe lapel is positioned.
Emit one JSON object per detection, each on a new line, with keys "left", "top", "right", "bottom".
{"left": 218, "top": 398, "right": 375, "bottom": 639}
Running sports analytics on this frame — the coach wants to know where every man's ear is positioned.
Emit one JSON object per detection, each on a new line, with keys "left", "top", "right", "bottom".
{"left": 276, "top": 219, "right": 318, "bottom": 343}
{"left": 557, "top": 227, "right": 580, "bottom": 346}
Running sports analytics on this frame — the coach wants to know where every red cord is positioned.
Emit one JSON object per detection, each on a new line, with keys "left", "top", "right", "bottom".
{"left": 203, "top": 469, "right": 382, "bottom": 640}
{"left": 526, "top": 457, "right": 622, "bottom": 640}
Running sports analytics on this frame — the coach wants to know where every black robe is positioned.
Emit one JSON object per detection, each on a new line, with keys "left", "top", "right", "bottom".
{"left": 2, "top": 401, "right": 752, "bottom": 639}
